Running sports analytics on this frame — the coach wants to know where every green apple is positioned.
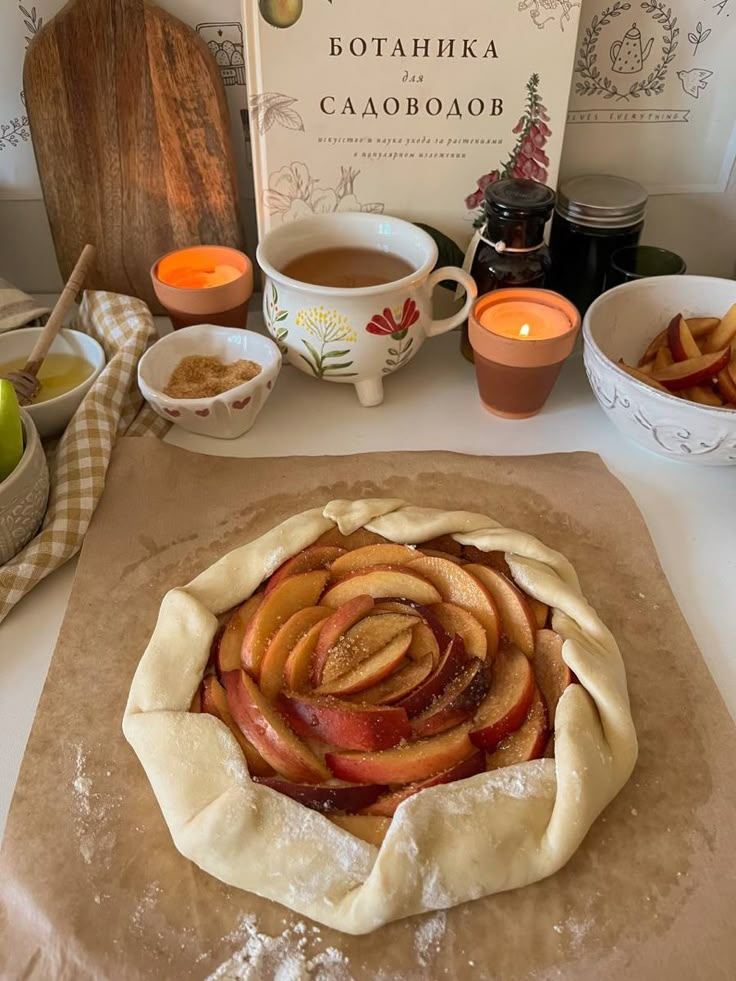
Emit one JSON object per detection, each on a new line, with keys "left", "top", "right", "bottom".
{"left": 259, "top": 0, "right": 303, "bottom": 29}
{"left": 0, "top": 379, "right": 23, "bottom": 481}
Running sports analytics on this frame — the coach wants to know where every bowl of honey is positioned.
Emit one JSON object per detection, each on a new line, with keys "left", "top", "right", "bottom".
{"left": 0, "top": 327, "right": 105, "bottom": 437}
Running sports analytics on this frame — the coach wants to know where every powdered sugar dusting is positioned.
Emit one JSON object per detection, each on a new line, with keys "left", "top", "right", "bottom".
{"left": 70, "top": 744, "right": 121, "bottom": 867}
{"left": 415, "top": 911, "right": 447, "bottom": 966}
{"left": 206, "top": 915, "right": 352, "bottom": 981}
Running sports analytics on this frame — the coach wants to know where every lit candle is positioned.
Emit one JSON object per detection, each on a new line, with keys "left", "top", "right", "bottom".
{"left": 152, "top": 246, "right": 253, "bottom": 330}
{"left": 479, "top": 301, "right": 572, "bottom": 341}
{"left": 469, "top": 289, "right": 580, "bottom": 419}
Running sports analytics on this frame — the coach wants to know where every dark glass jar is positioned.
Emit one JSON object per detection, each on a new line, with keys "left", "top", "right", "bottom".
{"left": 549, "top": 175, "right": 647, "bottom": 316}
{"left": 462, "top": 178, "right": 555, "bottom": 361}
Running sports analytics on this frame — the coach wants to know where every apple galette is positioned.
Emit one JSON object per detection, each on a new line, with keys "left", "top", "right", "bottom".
{"left": 124, "top": 500, "right": 637, "bottom": 934}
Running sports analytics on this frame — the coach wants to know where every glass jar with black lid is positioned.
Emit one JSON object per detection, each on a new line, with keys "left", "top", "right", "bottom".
{"left": 463, "top": 178, "right": 555, "bottom": 361}
{"left": 549, "top": 175, "right": 648, "bottom": 316}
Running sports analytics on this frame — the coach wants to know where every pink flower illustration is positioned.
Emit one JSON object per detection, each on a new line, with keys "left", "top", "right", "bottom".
{"left": 465, "top": 74, "right": 552, "bottom": 221}
{"left": 366, "top": 298, "right": 420, "bottom": 337}
{"left": 465, "top": 189, "right": 484, "bottom": 210}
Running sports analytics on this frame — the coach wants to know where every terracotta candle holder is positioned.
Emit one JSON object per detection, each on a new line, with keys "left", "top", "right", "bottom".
{"left": 469, "top": 288, "right": 580, "bottom": 419}
{"left": 151, "top": 246, "right": 253, "bottom": 331}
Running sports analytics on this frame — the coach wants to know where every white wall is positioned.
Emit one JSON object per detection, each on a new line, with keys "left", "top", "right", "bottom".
{"left": 0, "top": 0, "right": 734, "bottom": 292}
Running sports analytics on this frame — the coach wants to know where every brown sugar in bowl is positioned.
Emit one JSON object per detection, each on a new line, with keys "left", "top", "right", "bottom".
{"left": 137, "top": 325, "right": 281, "bottom": 439}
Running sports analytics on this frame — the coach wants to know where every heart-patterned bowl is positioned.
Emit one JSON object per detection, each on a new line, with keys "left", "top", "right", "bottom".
{"left": 138, "top": 325, "right": 282, "bottom": 439}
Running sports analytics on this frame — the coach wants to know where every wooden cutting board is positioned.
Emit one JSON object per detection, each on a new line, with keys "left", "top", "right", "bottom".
{"left": 23, "top": 0, "right": 244, "bottom": 312}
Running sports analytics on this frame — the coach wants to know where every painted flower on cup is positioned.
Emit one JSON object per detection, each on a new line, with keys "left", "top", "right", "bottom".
{"left": 366, "top": 299, "right": 420, "bottom": 374}
{"left": 265, "top": 163, "right": 384, "bottom": 223}
{"left": 294, "top": 306, "right": 357, "bottom": 379}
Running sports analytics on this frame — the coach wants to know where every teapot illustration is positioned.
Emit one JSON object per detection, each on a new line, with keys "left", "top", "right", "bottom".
{"left": 610, "top": 24, "right": 653, "bottom": 74}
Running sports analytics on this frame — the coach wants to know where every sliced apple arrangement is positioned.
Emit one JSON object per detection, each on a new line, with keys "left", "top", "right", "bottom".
{"left": 193, "top": 537, "right": 575, "bottom": 840}
{"left": 618, "top": 305, "right": 736, "bottom": 409}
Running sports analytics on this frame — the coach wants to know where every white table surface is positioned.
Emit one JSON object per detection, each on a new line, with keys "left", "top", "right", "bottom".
{"left": 1, "top": 311, "right": 735, "bottom": 841}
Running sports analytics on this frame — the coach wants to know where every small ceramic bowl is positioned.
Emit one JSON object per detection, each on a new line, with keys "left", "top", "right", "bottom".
{"left": 0, "top": 410, "right": 50, "bottom": 564}
{"left": 138, "top": 324, "right": 282, "bottom": 439}
{"left": 0, "top": 327, "right": 105, "bottom": 438}
{"left": 583, "top": 275, "right": 736, "bottom": 465}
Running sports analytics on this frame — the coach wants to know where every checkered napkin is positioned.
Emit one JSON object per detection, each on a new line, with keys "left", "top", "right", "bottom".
{"left": 0, "top": 291, "right": 170, "bottom": 623}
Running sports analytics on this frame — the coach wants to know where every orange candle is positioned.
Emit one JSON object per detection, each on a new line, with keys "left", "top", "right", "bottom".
{"left": 479, "top": 301, "right": 571, "bottom": 341}
{"left": 469, "top": 289, "right": 580, "bottom": 419}
{"left": 152, "top": 246, "right": 253, "bottom": 330}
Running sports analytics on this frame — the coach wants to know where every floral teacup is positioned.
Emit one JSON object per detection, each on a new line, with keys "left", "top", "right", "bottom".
{"left": 257, "top": 213, "right": 477, "bottom": 406}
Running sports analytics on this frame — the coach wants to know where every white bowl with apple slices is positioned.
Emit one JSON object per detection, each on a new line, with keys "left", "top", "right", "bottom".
{"left": 583, "top": 275, "right": 736, "bottom": 466}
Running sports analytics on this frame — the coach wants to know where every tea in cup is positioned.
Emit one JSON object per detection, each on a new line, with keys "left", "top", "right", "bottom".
{"left": 257, "top": 213, "right": 477, "bottom": 406}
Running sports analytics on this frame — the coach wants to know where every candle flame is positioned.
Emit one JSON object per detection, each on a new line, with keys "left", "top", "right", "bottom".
{"left": 519, "top": 323, "right": 531, "bottom": 338}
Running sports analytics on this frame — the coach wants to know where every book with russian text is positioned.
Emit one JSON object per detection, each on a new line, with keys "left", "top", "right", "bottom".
{"left": 242, "top": 0, "right": 582, "bottom": 250}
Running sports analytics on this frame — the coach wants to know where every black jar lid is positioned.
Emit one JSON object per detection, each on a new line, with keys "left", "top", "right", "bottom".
{"left": 556, "top": 175, "right": 648, "bottom": 229}
{"left": 484, "top": 178, "right": 555, "bottom": 221}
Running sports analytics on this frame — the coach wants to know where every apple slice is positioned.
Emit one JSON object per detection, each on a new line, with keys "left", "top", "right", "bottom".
{"left": 397, "top": 635, "right": 468, "bottom": 717}
{"left": 321, "top": 567, "right": 442, "bottom": 609}
{"left": 418, "top": 549, "right": 466, "bottom": 564}
{"left": 216, "top": 594, "right": 263, "bottom": 675}
{"left": 534, "top": 629, "right": 574, "bottom": 728}
{"left": 651, "top": 348, "right": 730, "bottom": 391}
{"left": 316, "top": 630, "right": 413, "bottom": 696}
{"left": 617, "top": 361, "right": 670, "bottom": 393}
{"left": 464, "top": 564, "right": 537, "bottom": 659}
{"left": 686, "top": 316, "right": 720, "bottom": 339}
{"left": 469, "top": 645, "right": 535, "bottom": 751}
{"left": 704, "top": 303, "right": 736, "bottom": 352}
{"left": 200, "top": 675, "right": 273, "bottom": 777}
{"left": 223, "top": 670, "right": 329, "bottom": 783}
{"left": 259, "top": 606, "right": 330, "bottom": 699}
{"left": 329, "top": 543, "right": 417, "bottom": 577}
{"left": 255, "top": 777, "right": 387, "bottom": 814}
{"left": 486, "top": 687, "right": 548, "bottom": 770}
{"left": 686, "top": 385, "right": 723, "bottom": 407}
{"left": 279, "top": 693, "right": 411, "bottom": 751}
{"left": 407, "top": 556, "right": 500, "bottom": 657}
{"left": 265, "top": 545, "right": 345, "bottom": 595}
{"left": 717, "top": 363, "right": 736, "bottom": 404}
{"left": 315, "top": 528, "right": 389, "bottom": 550}
{"left": 429, "top": 602, "right": 487, "bottom": 660}
{"left": 528, "top": 597, "right": 549, "bottom": 630}
{"left": 667, "top": 313, "right": 701, "bottom": 362}
{"left": 638, "top": 326, "right": 668, "bottom": 365}
{"left": 353, "top": 652, "right": 434, "bottom": 705}
{"left": 190, "top": 687, "right": 202, "bottom": 712}
{"left": 418, "top": 535, "right": 463, "bottom": 557}
{"left": 362, "top": 750, "right": 486, "bottom": 817}
{"left": 320, "top": 613, "right": 417, "bottom": 685}
{"left": 371, "top": 601, "right": 422, "bottom": 618}
{"left": 283, "top": 619, "right": 329, "bottom": 692}
{"left": 326, "top": 724, "right": 475, "bottom": 784}
{"left": 410, "top": 659, "right": 491, "bottom": 738}
{"left": 329, "top": 814, "right": 391, "bottom": 846}
{"left": 310, "top": 595, "right": 376, "bottom": 686}
{"left": 241, "top": 570, "right": 329, "bottom": 678}
{"left": 460, "top": 545, "right": 511, "bottom": 577}
{"left": 406, "top": 620, "right": 441, "bottom": 668}
{"left": 653, "top": 344, "right": 674, "bottom": 372}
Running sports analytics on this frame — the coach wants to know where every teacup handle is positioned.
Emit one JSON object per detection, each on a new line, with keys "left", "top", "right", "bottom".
{"left": 425, "top": 267, "right": 478, "bottom": 337}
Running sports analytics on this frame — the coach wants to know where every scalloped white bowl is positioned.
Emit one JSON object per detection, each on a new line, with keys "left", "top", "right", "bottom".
{"left": 583, "top": 276, "right": 736, "bottom": 466}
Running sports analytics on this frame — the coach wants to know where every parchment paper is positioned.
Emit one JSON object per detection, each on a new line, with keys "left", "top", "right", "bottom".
{"left": 1, "top": 441, "right": 734, "bottom": 980}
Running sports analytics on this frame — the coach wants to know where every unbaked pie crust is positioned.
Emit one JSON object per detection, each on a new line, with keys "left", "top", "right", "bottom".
{"left": 123, "top": 499, "right": 637, "bottom": 935}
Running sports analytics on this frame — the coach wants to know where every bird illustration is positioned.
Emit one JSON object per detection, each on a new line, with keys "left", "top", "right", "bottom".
{"left": 677, "top": 69, "right": 713, "bottom": 99}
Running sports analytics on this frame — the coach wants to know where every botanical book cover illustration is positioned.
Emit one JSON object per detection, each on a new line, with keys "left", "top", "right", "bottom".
{"left": 242, "top": 0, "right": 583, "bottom": 250}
